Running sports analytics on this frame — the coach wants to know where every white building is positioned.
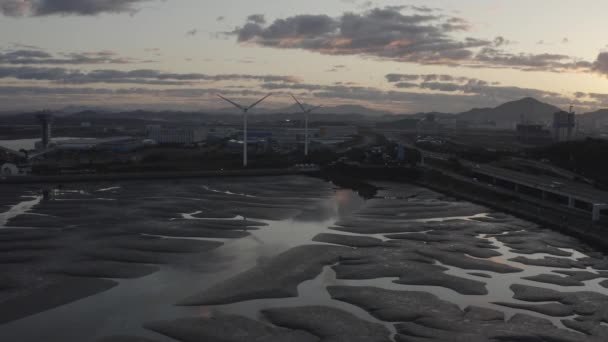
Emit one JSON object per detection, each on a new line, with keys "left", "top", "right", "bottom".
{"left": 146, "top": 126, "right": 208, "bottom": 145}
{"left": 208, "top": 127, "right": 238, "bottom": 140}
{"left": 1, "top": 163, "right": 20, "bottom": 176}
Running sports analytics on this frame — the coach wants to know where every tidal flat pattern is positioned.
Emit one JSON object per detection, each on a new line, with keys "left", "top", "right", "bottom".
{"left": 1, "top": 177, "right": 608, "bottom": 341}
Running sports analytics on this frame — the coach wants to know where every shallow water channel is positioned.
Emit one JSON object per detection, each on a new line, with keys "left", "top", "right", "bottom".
{"left": 0, "top": 177, "right": 607, "bottom": 341}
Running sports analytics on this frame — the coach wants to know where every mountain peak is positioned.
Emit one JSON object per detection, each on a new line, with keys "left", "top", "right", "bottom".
{"left": 497, "top": 97, "right": 548, "bottom": 108}
{"left": 458, "top": 97, "right": 561, "bottom": 128}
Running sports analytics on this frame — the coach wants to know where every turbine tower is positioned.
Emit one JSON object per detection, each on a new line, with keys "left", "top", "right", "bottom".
{"left": 290, "top": 94, "right": 321, "bottom": 156}
{"left": 217, "top": 94, "right": 272, "bottom": 167}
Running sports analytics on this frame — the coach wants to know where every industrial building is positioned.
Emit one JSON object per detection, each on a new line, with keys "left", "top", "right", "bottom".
{"left": 0, "top": 146, "right": 28, "bottom": 176}
{"left": 516, "top": 123, "right": 552, "bottom": 145}
{"left": 27, "top": 136, "right": 145, "bottom": 173}
{"left": 553, "top": 110, "right": 576, "bottom": 142}
{"left": 240, "top": 130, "right": 273, "bottom": 143}
{"left": 52, "top": 137, "right": 144, "bottom": 153}
{"left": 319, "top": 125, "right": 358, "bottom": 138}
{"left": 146, "top": 125, "right": 208, "bottom": 145}
{"left": 208, "top": 127, "right": 238, "bottom": 141}
{"left": 417, "top": 114, "right": 442, "bottom": 135}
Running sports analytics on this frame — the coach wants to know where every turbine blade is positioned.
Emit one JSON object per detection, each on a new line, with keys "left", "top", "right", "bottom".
{"left": 217, "top": 94, "right": 245, "bottom": 110}
{"left": 307, "top": 105, "right": 322, "bottom": 113}
{"left": 290, "top": 93, "right": 307, "bottom": 112}
{"left": 248, "top": 93, "right": 272, "bottom": 110}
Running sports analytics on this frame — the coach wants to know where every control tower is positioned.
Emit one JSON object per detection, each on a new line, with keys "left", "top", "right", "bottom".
{"left": 36, "top": 111, "right": 53, "bottom": 149}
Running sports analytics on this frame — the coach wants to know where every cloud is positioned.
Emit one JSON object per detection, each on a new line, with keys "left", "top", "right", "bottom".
{"left": 340, "top": 0, "right": 373, "bottom": 10}
{"left": 0, "top": 65, "right": 301, "bottom": 85}
{"left": 393, "top": 82, "right": 418, "bottom": 88}
{"left": 556, "top": 92, "right": 608, "bottom": 109}
{"left": 411, "top": 6, "right": 438, "bottom": 13}
{"left": 2, "top": 73, "right": 608, "bottom": 113}
{"left": 9, "top": 42, "right": 41, "bottom": 50}
{"left": 384, "top": 72, "right": 565, "bottom": 103}
{"left": 593, "top": 52, "right": 608, "bottom": 76}
{"left": 473, "top": 47, "right": 591, "bottom": 72}
{"left": 0, "top": 0, "right": 153, "bottom": 17}
{"left": 216, "top": 15, "right": 225, "bottom": 22}
{"left": 0, "top": 48, "right": 147, "bottom": 64}
{"left": 0, "top": 0, "right": 32, "bottom": 16}
{"left": 326, "top": 64, "right": 347, "bottom": 72}
{"left": 229, "top": 6, "right": 600, "bottom": 74}
{"left": 493, "top": 36, "right": 511, "bottom": 47}
{"left": 0, "top": 85, "right": 269, "bottom": 100}
{"left": 230, "top": 7, "right": 480, "bottom": 66}
{"left": 386, "top": 73, "right": 420, "bottom": 82}
{"left": 386, "top": 73, "right": 483, "bottom": 84}
{"left": 0, "top": 84, "right": 282, "bottom": 111}
{"left": 246, "top": 14, "right": 265, "bottom": 24}
{"left": 186, "top": 28, "right": 198, "bottom": 36}
{"left": 258, "top": 73, "right": 577, "bottom": 113}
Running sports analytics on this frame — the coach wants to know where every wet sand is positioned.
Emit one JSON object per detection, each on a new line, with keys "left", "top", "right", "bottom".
{"left": 1, "top": 177, "right": 608, "bottom": 341}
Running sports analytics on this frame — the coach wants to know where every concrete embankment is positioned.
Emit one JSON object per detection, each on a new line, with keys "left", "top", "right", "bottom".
{"left": 319, "top": 165, "right": 420, "bottom": 199}
{"left": 319, "top": 164, "right": 608, "bottom": 250}
{"left": 414, "top": 168, "right": 608, "bottom": 251}
{"left": 0, "top": 168, "right": 319, "bottom": 185}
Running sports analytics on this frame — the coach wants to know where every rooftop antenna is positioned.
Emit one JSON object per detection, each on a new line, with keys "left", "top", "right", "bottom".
{"left": 290, "top": 94, "right": 321, "bottom": 156}
{"left": 217, "top": 93, "right": 272, "bottom": 167}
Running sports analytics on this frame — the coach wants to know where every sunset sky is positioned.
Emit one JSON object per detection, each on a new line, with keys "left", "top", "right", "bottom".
{"left": 1, "top": 0, "right": 608, "bottom": 113}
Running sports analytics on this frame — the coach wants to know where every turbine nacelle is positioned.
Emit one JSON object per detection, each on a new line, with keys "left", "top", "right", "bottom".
{"left": 217, "top": 94, "right": 272, "bottom": 113}
{"left": 290, "top": 94, "right": 322, "bottom": 114}
{"left": 216, "top": 93, "right": 272, "bottom": 167}
{"left": 289, "top": 94, "right": 320, "bottom": 157}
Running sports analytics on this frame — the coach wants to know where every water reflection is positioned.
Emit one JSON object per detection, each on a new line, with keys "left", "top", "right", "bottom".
{"left": 214, "top": 265, "right": 399, "bottom": 339}
{"left": 0, "top": 193, "right": 42, "bottom": 228}
{"left": 0, "top": 182, "right": 365, "bottom": 342}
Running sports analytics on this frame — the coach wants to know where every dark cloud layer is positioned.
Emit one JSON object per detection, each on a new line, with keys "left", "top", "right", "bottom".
{"left": 0, "top": 85, "right": 267, "bottom": 97}
{"left": 2, "top": 75, "right": 608, "bottom": 113}
{"left": 247, "top": 14, "right": 265, "bottom": 24}
{"left": 473, "top": 47, "right": 592, "bottom": 72}
{"left": 258, "top": 80, "right": 584, "bottom": 113}
{"left": 0, "top": 0, "right": 152, "bottom": 17}
{"left": 231, "top": 7, "right": 480, "bottom": 65}
{"left": 0, "top": 49, "right": 146, "bottom": 65}
{"left": 0, "top": 65, "right": 300, "bottom": 85}
{"left": 384, "top": 72, "right": 566, "bottom": 102}
{"left": 230, "top": 6, "right": 605, "bottom": 75}
{"left": 262, "top": 77, "right": 564, "bottom": 106}
{"left": 593, "top": 52, "right": 608, "bottom": 75}
{"left": 386, "top": 73, "right": 481, "bottom": 83}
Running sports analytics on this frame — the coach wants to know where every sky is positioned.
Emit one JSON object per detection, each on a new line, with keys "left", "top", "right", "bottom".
{"left": 1, "top": 0, "right": 608, "bottom": 114}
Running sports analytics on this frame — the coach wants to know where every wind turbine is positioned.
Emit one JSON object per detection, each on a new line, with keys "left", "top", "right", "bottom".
{"left": 217, "top": 94, "right": 272, "bottom": 167}
{"left": 290, "top": 94, "right": 321, "bottom": 156}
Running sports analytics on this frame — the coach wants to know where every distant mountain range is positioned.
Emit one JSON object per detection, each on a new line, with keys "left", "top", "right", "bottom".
{"left": 452, "top": 97, "right": 608, "bottom": 129}
{"left": 216, "top": 103, "right": 393, "bottom": 117}
{"left": 579, "top": 109, "right": 608, "bottom": 122}
{"left": 2, "top": 97, "right": 608, "bottom": 129}
{"left": 456, "top": 97, "right": 562, "bottom": 128}
{"left": 384, "top": 97, "right": 608, "bottom": 129}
